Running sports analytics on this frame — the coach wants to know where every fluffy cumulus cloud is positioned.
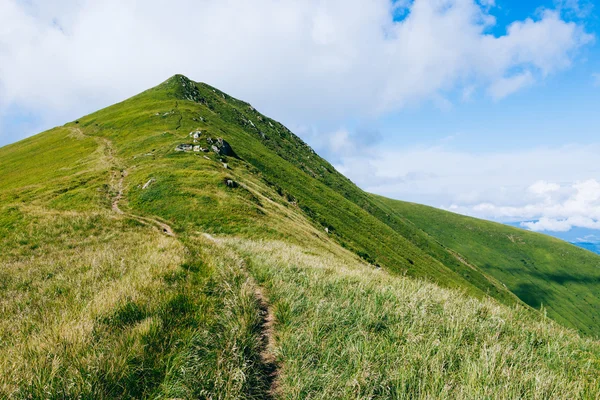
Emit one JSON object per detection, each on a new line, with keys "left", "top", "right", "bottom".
{"left": 333, "top": 143, "right": 600, "bottom": 232}
{"left": 0, "top": 0, "right": 593, "bottom": 144}
{"left": 1, "top": 0, "right": 597, "bottom": 234}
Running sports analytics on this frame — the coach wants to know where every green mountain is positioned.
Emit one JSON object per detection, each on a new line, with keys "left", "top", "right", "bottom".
{"left": 1, "top": 74, "right": 599, "bottom": 398}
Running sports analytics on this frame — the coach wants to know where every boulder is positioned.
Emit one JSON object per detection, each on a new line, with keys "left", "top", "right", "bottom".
{"left": 216, "top": 138, "right": 234, "bottom": 156}
{"left": 175, "top": 144, "right": 193, "bottom": 152}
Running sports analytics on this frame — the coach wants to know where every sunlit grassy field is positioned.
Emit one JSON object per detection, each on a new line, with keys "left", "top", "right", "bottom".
{"left": 232, "top": 238, "right": 600, "bottom": 399}
{"left": 0, "top": 207, "right": 272, "bottom": 398}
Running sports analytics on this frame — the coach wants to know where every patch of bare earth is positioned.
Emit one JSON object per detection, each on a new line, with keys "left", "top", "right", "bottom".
{"left": 254, "top": 284, "right": 280, "bottom": 398}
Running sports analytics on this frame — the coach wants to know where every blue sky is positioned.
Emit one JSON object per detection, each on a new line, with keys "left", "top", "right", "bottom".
{"left": 1, "top": 0, "right": 599, "bottom": 240}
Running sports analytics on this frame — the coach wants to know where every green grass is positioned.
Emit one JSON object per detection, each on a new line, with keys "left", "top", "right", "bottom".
{"left": 0, "top": 207, "right": 269, "bottom": 399}
{"left": 231, "top": 238, "right": 600, "bottom": 399}
{"left": 373, "top": 197, "right": 600, "bottom": 337}
{"left": 1, "top": 73, "right": 600, "bottom": 397}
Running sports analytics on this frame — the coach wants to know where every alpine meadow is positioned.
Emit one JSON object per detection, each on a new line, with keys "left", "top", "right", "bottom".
{"left": 1, "top": 75, "right": 600, "bottom": 399}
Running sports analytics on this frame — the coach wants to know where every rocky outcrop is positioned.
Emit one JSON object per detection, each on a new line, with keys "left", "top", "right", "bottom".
{"left": 175, "top": 144, "right": 193, "bottom": 152}
{"left": 208, "top": 137, "right": 234, "bottom": 156}
{"left": 189, "top": 130, "right": 202, "bottom": 139}
{"left": 217, "top": 138, "right": 234, "bottom": 156}
{"left": 225, "top": 179, "right": 238, "bottom": 188}
{"left": 178, "top": 75, "right": 203, "bottom": 102}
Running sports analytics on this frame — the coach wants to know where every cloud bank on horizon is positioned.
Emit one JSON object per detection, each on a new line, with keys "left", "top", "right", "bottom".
{"left": 0, "top": 0, "right": 598, "bottom": 233}
{"left": 334, "top": 143, "right": 600, "bottom": 232}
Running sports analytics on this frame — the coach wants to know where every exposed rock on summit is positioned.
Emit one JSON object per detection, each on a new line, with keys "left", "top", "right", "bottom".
{"left": 175, "top": 144, "right": 193, "bottom": 152}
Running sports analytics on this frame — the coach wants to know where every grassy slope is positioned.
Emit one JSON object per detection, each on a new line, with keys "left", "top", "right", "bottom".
{"left": 232, "top": 238, "right": 600, "bottom": 399}
{"left": 374, "top": 197, "right": 600, "bottom": 337}
{"left": 1, "top": 74, "right": 600, "bottom": 397}
{"left": 97, "top": 74, "right": 596, "bottom": 336}
{"left": 0, "top": 125, "right": 272, "bottom": 398}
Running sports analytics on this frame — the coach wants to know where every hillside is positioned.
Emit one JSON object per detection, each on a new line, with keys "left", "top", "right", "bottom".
{"left": 576, "top": 242, "right": 600, "bottom": 255}
{"left": 1, "top": 74, "right": 599, "bottom": 398}
{"left": 373, "top": 198, "right": 600, "bottom": 336}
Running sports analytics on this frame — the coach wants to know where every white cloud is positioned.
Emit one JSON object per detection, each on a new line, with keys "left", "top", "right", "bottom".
{"left": 327, "top": 129, "right": 353, "bottom": 154}
{"left": 529, "top": 180, "right": 560, "bottom": 196}
{"left": 0, "top": 0, "right": 593, "bottom": 144}
{"left": 555, "top": 0, "right": 595, "bottom": 18}
{"left": 334, "top": 142, "right": 600, "bottom": 231}
{"left": 488, "top": 71, "right": 534, "bottom": 100}
{"left": 2, "top": 1, "right": 596, "bottom": 235}
{"left": 522, "top": 216, "right": 600, "bottom": 232}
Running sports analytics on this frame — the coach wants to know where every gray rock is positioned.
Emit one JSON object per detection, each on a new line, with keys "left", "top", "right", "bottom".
{"left": 142, "top": 178, "right": 156, "bottom": 190}
{"left": 216, "top": 138, "right": 234, "bottom": 156}
{"left": 193, "top": 145, "right": 201, "bottom": 152}
{"left": 175, "top": 144, "right": 193, "bottom": 152}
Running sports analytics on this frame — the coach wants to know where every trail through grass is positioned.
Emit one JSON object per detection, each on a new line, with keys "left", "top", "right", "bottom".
{"left": 2, "top": 74, "right": 600, "bottom": 398}
{"left": 230, "top": 238, "right": 600, "bottom": 399}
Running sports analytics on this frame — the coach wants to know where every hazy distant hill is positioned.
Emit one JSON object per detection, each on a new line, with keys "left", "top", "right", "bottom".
{"left": 507, "top": 222, "right": 600, "bottom": 255}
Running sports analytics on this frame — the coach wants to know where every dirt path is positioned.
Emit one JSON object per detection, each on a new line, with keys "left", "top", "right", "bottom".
{"left": 202, "top": 233, "right": 280, "bottom": 396}
{"left": 111, "top": 169, "right": 126, "bottom": 214}
{"left": 71, "top": 127, "right": 175, "bottom": 236}
{"left": 254, "top": 285, "right": 279, "bottom": 397}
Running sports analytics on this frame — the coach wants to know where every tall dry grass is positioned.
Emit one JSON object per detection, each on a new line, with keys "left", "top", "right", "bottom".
{"left": 230, "top": 238, "right": 600, "bottom": 399}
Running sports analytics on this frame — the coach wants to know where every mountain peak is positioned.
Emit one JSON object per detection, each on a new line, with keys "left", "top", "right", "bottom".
{"left": 3, "top": 70, "right": 600, "bottom": 397}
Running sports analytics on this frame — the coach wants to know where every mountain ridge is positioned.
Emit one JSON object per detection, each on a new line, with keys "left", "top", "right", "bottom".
{"left": 1, "top": 74, "right": 600, "bottom": 397}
